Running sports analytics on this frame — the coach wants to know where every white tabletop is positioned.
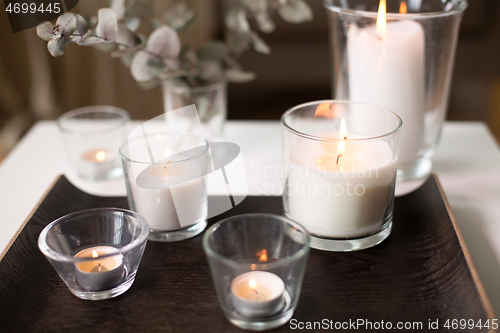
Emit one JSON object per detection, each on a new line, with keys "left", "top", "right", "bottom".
{"left": 1, "top": 120, "right": 499, "bottom": 315}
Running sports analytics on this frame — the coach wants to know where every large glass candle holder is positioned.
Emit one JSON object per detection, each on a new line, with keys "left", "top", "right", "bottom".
{"left": 38, "top": 208, "right": 149, "bottom": 300}
{"left": 120, "top": 133, "right": 209, "bottom": 242}
{"left": 323, "top": 0, "right": 467, "bottom": 182}
{"left": 282, "top": 101, "right": 402, "bottom": 252}
{"left": 203, "top": 214, "right": 310, "bottom": 331}
{"left": 57, "top": 106, "right": 130, "bottom": 181}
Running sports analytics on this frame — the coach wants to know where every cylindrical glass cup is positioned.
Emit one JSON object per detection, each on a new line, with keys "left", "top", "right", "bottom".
{"left": 38, "top": 208, "right": 149, "bottom": 300}
{"left": 203, "top": 214, "right": 310, "bottom": 331}
{"left": 163, "top": 79, "right": 227, "bottom": 141}
{"left": 120, "top": 133, "right": 209, "bottom": 242}
{"left": 57, "top": 106, "right": 130, "bottom": 181}
{"left": 323, "top": 0, "right": 467, "bottom": 181}
{"left": 282, "top": 100, "right": 402, "bottom": 252}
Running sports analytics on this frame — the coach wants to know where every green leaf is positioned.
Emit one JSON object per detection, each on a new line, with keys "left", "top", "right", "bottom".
{"left": 116, "top": 23, "right": 141, "bottom": 48}
{"left": 249, "top": 32, "right": 270, "bottom": 54}
{"left": 163, "top": 3, "right": 194, "bottom": 31}
{"left": 56, "top": 13, "right": 77, "bottom": 36}
{"left": 255, "top": 12, "right": 275, "bottom": 33}
{"left": 70, "top": 14, "right": 90, "bottom": 42}
{"left": 124, "top": 16, "right": 141, "bottom": 32}
{"left": 47, "top": 37, "right": 69, "bottom": 57}
{"left": 226, "top": 31, "right": 249, "bottom": 54}
{"left": 37, "top": 22, "right": 54, "bottom": 41}
{"left": 241, "top": 0, "right": 268, "bottom": 12}
{"left": 110, "top": 0, "right": 126, "bottom": 20}
{"left": 225, "top": 68, "right": 256, "bottom": 83}
{"left": 225, "top": 9, "right": 250, "bottom": 33}
{"left": 146, "top": 26, "right": 181, "bottom": 61}
{"left": 277, "top": 0, "right": 313, "bottom": 23}
{"left": 96, "top": 8, "right": 118, "bottom": 42}
{"left": 111, "top": 44, "right": 142, "bottom": 58}
{"left": 130, "top": 51, "right": 165, "bottom": 81}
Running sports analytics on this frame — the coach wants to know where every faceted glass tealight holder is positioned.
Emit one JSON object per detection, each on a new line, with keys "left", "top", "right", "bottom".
{"left": 203, "top": 214, "right": 310, "bottom": 331}
{"left": 282, "top": 100, "right": 402, "bottom": 252}
{"left": 120, "top": 132, "right": 209, "bottom": 242}
{"left": 38, "top": 208, "right": 149, "bottom": 300}
{"left": 323, "top": 0, "right": 467, "bottom": 182}
{"left": 57, "top": 105, "right": 130, "bottom": 181}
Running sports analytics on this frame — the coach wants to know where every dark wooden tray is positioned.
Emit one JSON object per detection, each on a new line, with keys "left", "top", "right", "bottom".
{"left": 0, "top": 175, "right": 494, "bottom": 332}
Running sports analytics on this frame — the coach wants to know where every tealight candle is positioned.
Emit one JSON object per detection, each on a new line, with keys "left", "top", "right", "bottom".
{"left": 231, "top": 271, "right": 285, "bottom": 318}
{"left": 74, "top": 246, "right": 124, "bottom": 291}
{"left": 80, "top": 148, "right": 116, "bottom": 175}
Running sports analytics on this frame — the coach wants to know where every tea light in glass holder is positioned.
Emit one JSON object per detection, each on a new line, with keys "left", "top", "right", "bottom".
{"left": 74, "top": 246, "right": 124, "bottom": 291}
{"left": 231, "top": 271, "right": 285, "bottom": 318}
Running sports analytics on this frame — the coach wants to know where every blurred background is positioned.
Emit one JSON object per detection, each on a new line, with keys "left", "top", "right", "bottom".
{"left": 0, "top": 0, "right": 499, "bottom": 161}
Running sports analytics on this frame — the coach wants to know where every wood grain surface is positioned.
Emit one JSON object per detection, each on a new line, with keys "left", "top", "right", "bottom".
{"left": 0, "top": 175, "right": 493, "bottom": 332}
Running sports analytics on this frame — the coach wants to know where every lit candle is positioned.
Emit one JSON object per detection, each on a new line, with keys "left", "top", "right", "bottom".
{"left": 286, "top": 107, "right": 397, "bottom": 238}
{"left": 347, "top": 0, "right": 425, "bottom": 163}
{"left": 128, "top": 153, "right": 207, "bottom": 231}
{"left": 81, "top": 148, "right": 117, "bottom": 175}
{"left": 231, "top": 271, "right": 285, "bottom": 318}
{"left": 74, "top": 246, "right": 124, "bottom": 291}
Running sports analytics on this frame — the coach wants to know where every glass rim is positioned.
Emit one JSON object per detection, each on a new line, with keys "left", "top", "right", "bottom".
{"left": 56, "top": 105, "right": 130, "bottom": 135}
{"left": 119, "top": 132, "right": 209, "bottom": 166}
{"left": 281, "top": 100, "right": 402, "bottom": 142}
{"left": 202, "top": 213, "right": 311, "bottom": 267}
{"left": 323, "top": 0, "right": 468, "bottom": 18}
{"left": 38, "top": 208, "right": 150, "bottom": 263}
{"left": 163, "top": 78, "right": 226, "bottom": 94}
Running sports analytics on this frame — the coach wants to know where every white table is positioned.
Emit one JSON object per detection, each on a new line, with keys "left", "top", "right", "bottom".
{"left": 1, "top": 120, "right": 499, "bottom": 316}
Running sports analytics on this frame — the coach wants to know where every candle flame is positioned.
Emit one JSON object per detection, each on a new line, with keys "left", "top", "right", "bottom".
{"left": 377, "top": 0, "right": 387, "bottom": 40}
{"left": 400, "top": 0, "right": 407, "bottom": 14}
{"left": 95, "top": 151, "right": 106, "bottom": 162}
{"left": 92, "top": 250, "right": 99, "bottom": 258}
{"left": 257, "top": 249, "right": 267, "bottom": 262}
{"left": 336, "top": 118, "right": 347, "bottom": 160}
{"left": 249, "top": 279, "right": 257, "bottom": 290}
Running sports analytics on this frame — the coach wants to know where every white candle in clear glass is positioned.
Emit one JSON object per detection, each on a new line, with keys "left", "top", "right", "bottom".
{"left": 74, "top": 246, "right": 124, "bottom": 291}
{"left": 231, "top": 271, "right": 285, "bottom": 318}
{"left": 286, "top": 125, "right": 396, "bottom": 238}
{"left": 129, "top": 157, "right": 206, "bottom": 231}
{"left": 80, "top": 148, "right": 116, "bottom": 175}
{"left": 347, "top": 3, "right": 425, "bottom": 163}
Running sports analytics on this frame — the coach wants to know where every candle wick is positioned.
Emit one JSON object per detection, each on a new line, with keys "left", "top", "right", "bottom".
{"left": 336, "top": 154, "right": 342, "bottom": 165}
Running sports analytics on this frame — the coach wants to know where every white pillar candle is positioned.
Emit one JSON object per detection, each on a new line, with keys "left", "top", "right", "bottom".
{"left": 128, "top": 158, "right": 207, "bottom": 231}
{"left": 347, "top": 11, "right": 425, "bottom": 163}
{"left": 74, "top": 246, "right": 124, "bottom": 291}
{"left": 231, "top": 271, "right": 285, "bottom": 318}
{"left": 286, "top": 124, "right": 397, "bottom": 238}
{"left": 80, "top": 148, "right": 117, "bottom": 175}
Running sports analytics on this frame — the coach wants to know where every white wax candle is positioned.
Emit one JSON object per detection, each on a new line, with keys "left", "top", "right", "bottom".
{"left": 129, "top": 157, "right": 207, "bottom": 231}
{"left": 347, "top": 20, "right": 425, "bottom": 163}
{"left": 80, "top": 148, "right": 117, "bottom": 175}
{"left": 286, "top": 133, "right": 397, "bottom": 238}
{"left": 74, "top": 246, "right": 124, "bottom": 291}
{"left": 231, "top": 271, "right": 285, "bottom": 318}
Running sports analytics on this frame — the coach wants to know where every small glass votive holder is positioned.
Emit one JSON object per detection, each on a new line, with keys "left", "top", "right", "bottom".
{"left": 120, "top": 132, "right": 209, "bottom": 242}
{"left": 38, "top": 208, "right": 149, "bottom": 300}
{"left": 203, "top": 213, "right": 310, "bottom": 331}
{"left": 282, "top": 100, "right": 402, "bottom": 252}
{"left": 57, "top": 105, "right": 130, "bottom": 181}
